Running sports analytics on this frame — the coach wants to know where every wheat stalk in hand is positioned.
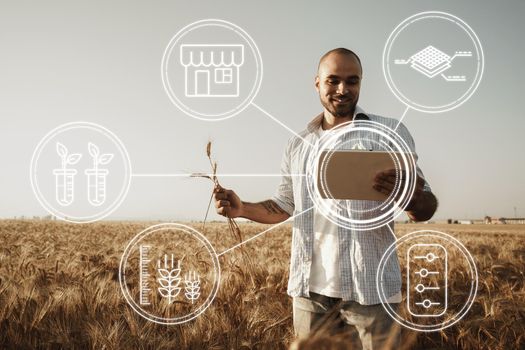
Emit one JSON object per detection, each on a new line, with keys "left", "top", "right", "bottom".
{"left": 191, "top": 141, "right": 243, "bottom": 243}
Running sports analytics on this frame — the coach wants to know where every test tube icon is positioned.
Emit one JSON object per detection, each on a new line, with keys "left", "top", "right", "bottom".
{"left": 53, "top": 168, "right": 77, "bottom": 206}
{"left": 53, "top": 142, "right": 82, "bottom": 206}
{"left": 85, "top": 168, "right": 109, "bottom": 206}
{"left": 85, "top": 142, "right": 113, "bottom": 206}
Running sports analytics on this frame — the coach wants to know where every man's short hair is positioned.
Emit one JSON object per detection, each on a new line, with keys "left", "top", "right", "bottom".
{"left": 318, "top": 48, "right": 362, "bottom": 72}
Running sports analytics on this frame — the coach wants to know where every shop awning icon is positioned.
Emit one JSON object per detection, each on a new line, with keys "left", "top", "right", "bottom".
{"left": 180, "top": 44, "right": 244, "bottom": 97}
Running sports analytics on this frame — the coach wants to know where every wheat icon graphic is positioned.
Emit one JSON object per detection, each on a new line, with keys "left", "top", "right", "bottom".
{"left": 184, "top": 271, "right": 201, "bottom": 304}
{"left": 156, "top": 254, "right": 181, "bottom": 304}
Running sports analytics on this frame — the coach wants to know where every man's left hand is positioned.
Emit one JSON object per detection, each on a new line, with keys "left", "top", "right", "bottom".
{"left": 373, "top": 168, "right": 425, "bottom": 210}
{"left": 373, "top": 168, "right": 438, "bottom": 221}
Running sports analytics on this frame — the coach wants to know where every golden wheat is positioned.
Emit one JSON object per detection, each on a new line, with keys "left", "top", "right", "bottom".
{"left": 0, "top": 221, "right": 524, "bottom": 349}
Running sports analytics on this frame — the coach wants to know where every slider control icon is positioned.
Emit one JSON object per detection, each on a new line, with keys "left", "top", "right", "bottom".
{"left": 395, "top": 45, "right": 472, "bottom": 82}
{"left": 407, "top": 244, "right": 448, "bottom": 317}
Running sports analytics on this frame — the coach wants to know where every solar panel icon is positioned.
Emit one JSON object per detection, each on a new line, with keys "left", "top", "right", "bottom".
{"left": 395, "top": 45, "right": 472, "bottom": 82}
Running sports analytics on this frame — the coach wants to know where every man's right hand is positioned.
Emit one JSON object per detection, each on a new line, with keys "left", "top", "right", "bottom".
{"left": 214, "top": 185, "right": 243, "bottom": 218}
{"left": 214, "top": 185, "right": 290, "bottom": 224}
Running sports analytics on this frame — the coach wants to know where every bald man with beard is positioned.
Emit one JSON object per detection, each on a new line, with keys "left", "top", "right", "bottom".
{"left": 215, "top": 48, "right": 437, "bottom": 349}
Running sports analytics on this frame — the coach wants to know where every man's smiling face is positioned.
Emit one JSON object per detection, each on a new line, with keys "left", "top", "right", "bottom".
{"left": 315, "top": 52, "right": 362, "bottom": 118}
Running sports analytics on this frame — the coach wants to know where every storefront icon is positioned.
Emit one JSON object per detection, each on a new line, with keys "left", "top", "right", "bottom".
{"left": 180, "top": 44, "right": 244, "bottom": 97}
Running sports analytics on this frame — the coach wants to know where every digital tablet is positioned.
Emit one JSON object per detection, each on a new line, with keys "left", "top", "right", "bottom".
{"left": 317, "top": 150, "right": 409, "bottom": 201}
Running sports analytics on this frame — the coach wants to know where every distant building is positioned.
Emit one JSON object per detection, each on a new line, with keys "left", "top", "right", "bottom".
{"left": 483, "top": 216, "right": 525, "bottom": 224}
{"left": 501, "top": 218, "right": 525, "bottom": 224}
{"left": 459, "top": 220, "right": 473, "bottom": 224}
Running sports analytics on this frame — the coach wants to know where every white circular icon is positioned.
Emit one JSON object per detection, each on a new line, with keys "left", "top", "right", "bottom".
{"left": 376, "top": 230, "right": 478, "bottom": 332}
{"left": 161, "top": 19, "right": 263, "bottom": 121}
{"left": 30, "top": 122, "right": 131, "bottom": 223}
{"left": 306, "top": 119, "right": 417, "bottom": 231}
{"left": 383, "top": 11, "right": 484, "bottom": 113}
{"left": 119, "top": 223, "right": 221, "bottom": 325}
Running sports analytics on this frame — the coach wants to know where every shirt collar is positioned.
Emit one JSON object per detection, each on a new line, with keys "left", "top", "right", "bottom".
{"left": 307, "top": 105, "right": 368, "bottom": 133}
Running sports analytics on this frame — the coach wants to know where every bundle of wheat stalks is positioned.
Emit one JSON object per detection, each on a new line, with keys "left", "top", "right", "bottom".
{"left": 192, "top": 142, "right": 243, "bottom": 243}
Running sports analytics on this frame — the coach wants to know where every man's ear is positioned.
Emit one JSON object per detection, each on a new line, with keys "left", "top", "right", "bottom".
{"left": 315, "top": 75, "right": 320, "bottom": 92}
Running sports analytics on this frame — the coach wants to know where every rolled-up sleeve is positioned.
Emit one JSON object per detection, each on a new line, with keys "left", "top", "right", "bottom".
{"left": 271, "top": 138, "right": 295, "bottom": 216}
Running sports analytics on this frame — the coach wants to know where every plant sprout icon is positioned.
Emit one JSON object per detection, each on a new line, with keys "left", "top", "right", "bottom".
{"left": 157, "top": 254, "right": 182, "bottom": 304}
{"left": 84, "top": 143, "right": 113, "bottom": 206}
{"left": 53, "top": 142, "right": 82, "bottom": 206}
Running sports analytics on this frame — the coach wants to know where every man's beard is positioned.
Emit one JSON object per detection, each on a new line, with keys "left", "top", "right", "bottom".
{"left": 320, "top": 96, "right": 357, "bottom": 118}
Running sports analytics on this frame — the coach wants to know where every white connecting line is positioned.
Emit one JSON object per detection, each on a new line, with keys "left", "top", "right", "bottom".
{"left": 212, "top": 103, "right": 412, "bottom": 256}
{"left": 132, "top": 102, "right": 410, "bottom": 256}
{"left": 131, "top": 103, "right": 315, "bottom": 256}
{"left": 394, "top": 106, "right": 410, "bottom": 132}
{"left": 215, "top": 99, "right": 411, "bottom": 255}
{"left": 252, "top": 101, "right": 409, "bottom": 139}
{"left": 131, "top": 173, "right": 306, "bottom": 177}
{"left": 209, "top": 104, "right": 317, "bottom": 255}
{"left": 386, "top": 223, "right": 397, "bottom": 239}
{"left": 217, "top": 206, "right": 314, "bottom": 256}
{"left": 251, "top": 102, "right": 315, "bottom": 148}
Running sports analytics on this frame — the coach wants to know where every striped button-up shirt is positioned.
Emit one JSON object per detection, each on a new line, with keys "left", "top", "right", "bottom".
{"left": 272, "top": 106, "right": 431, "bottom": 305}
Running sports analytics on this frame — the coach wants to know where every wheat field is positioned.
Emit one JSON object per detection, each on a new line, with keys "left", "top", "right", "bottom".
{"left": 0, "top": 220, "right": 524, "bottom": 349}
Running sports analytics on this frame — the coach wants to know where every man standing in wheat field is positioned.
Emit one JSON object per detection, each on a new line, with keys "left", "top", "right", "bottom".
{"left": 214, "top": 48, "right": 438, "bottom": 350}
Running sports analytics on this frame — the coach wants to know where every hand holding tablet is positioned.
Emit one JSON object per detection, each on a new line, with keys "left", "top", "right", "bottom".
{"left": 317, "top": 150, "right": 413, "bottom": 201}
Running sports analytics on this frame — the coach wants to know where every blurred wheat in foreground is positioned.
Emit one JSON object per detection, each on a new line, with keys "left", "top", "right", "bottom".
{"left": 0, "top": 220, "right": 524, "bottom": 349}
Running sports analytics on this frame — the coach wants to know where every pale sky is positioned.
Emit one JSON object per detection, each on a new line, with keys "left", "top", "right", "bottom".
{"left": 1, "top": 0, "right": 524, "bottom": 221}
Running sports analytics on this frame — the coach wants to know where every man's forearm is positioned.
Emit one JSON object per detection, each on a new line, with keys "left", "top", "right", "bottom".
{"left": 240, "top": 200, "right": 291, "bottom": 224}
{"left": 406, "top": 191, "right": 438, "bottom": 222}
